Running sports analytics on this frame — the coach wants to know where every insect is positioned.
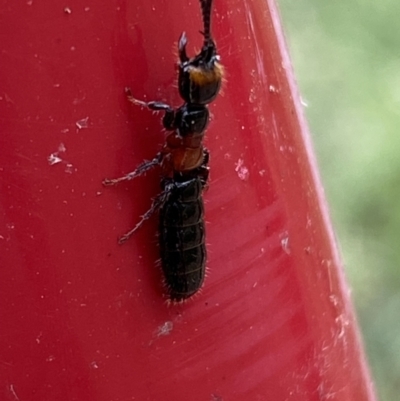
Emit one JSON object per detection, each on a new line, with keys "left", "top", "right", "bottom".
{"left": 103, "top": 0, "right": 223, "bottom": 302}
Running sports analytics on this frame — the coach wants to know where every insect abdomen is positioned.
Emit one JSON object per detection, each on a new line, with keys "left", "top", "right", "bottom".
{"left": 159, "top": 178, "right": 206, "bottom": 301}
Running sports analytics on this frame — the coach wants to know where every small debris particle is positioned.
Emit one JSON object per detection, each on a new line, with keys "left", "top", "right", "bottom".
{"left": 300, "top": 97, "right": 309, "bottom": 107}
{"left": 235, "top": 158, "right": 249, "bottom": 181}
{"left": 249, "top": 88, "right": 256, "bottom": 103}
{"left": 76, "top": 117, "right": 89, "bottom": 129}
{"left": 269, "top": 84, "right": 278, "bottom": 93}
{"left": 48, "top": 154, "right": 62, "bottom": 165}
{"left": 64, "top": 7, "right": 72, "bottom": 14}
{"left": 36, "top": 332, "right": 42, "bottom": 344}
{"left": 156, "top": 321, "right": 173, "bottom": 337}
{"left": 64, "top": 163, "right": 75, "bottom": 174}
{"left": 48, "top": 143, "right": 66, "bottom": 165}
{"left": 281, "top": 235, "right": 291, "bottom": 255}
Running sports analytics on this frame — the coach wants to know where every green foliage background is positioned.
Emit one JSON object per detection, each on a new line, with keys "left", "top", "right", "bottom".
{"left": 278, "top": 1, "right": 400, "bottom": 400}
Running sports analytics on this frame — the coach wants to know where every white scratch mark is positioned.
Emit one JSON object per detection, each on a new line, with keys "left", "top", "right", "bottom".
{"left": 10, "top": 384, "right": 20, "bottom": 401}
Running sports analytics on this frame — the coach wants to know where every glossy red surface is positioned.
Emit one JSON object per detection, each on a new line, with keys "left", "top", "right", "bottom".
{"left": 0, "top": 1, "right": 377, "bottom": 400}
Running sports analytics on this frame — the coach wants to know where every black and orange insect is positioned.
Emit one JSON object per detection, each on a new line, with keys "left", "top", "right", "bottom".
{"left": 104, "top": 0, "right": 223, "bottom": 302}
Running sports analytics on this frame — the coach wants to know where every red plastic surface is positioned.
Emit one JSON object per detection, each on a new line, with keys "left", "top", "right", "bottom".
{"left": 0, "top": 1, "right": 377, "bottom": 400}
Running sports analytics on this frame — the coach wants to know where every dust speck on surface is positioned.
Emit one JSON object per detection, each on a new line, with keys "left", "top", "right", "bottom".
{"left": 269, "top": 84, "right": 278, "bottom": 93}
{"left": 58, "top": 143, "right": 66, "bottom": 152}
{"left": 48, "top": 153, "right": 62, "bottom": 165}
{"left": 35, "top": 332, "right": 42, "bottom": 344}
{"left": 280, "top": 234, "right": 291, "bottom": 255}
{"left": 64, "top": 163, "right": 76, "bottom": 174}
{"left": 155, "top": 321, "right": 173, "bottom": 337}
{"left": 48, "top": 143, "right": 66, "bottom": 165}
{"left": 300, "top": 97, "right": 309, "bottom": 107}
{"left": 235, "top": 158, "right": 249, "bottom": 181}
{"left": 249, "top": 87, "right": 256, "bottom": 103}
{"left": 76, "top": 116, "right": 89, "bottom": 129}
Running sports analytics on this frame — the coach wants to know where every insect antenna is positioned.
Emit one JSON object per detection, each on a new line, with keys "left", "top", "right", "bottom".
{"left": 199, "top": 0, "right": 214, "bottom": 45}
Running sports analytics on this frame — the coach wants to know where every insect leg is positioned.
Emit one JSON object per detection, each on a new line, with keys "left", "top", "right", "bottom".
{"left": 125, "top": 87, "right": 176, "bottom": 130}
{"left": 103, "top": 154, "right": 161, "bottom": 186}
{"left": 118, "top": 181, "right": 174, "bottom": 244}
{"left": 125, "top": 87, "right": 173, "bottom": 112}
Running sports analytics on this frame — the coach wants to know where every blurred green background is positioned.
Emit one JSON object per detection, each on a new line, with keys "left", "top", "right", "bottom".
{"left": 277, "top": 1, "right": 400, "bottom": 400}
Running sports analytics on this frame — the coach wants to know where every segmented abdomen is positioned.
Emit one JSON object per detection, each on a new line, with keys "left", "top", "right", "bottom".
{"left": 159, "top": 177, "right": 206, "bottom": 302}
